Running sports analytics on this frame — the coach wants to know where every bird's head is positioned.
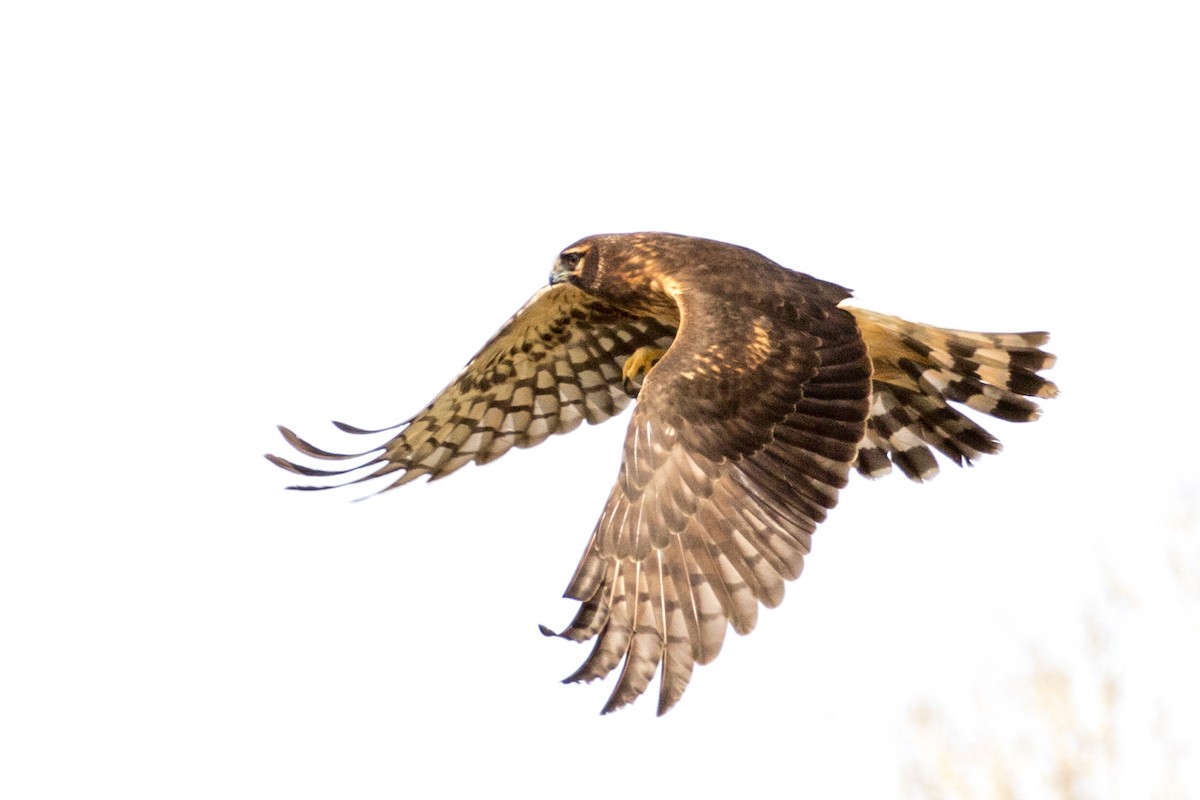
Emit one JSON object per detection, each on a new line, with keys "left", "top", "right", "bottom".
{"left": 549, "top": 238, "right": 598, "bottom": 289}
{"left": 549, "top": 233, "right": 690, "bottom": 320}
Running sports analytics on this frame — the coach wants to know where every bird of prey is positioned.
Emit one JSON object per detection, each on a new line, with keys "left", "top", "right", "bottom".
{"left": 268, "top": 232, "right": 1057, "bottom": 715}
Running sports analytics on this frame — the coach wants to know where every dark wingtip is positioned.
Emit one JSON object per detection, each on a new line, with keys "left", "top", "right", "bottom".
{"left": 276, "top": 425, "right": 381, "bottom": 460}
{"left": 600, "top": 694, "right": 625, "bottom": 716}
{"left": 264, "top": 452, "right": 305, "bottom": 474}
{"left": 332, "top": 419, "right": 405, "bottom": 435}
{"left": 264, "top": 452, "right": 375, "bottom": 478}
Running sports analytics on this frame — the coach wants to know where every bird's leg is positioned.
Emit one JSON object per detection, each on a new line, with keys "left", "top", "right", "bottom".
{"left": 622, "top": 346, "right": 668, "bottom": 396}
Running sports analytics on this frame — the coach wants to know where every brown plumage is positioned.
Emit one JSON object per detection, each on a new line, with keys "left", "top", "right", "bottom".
{"left": 268, "top": 232, "right": 1058, "bottom": 715}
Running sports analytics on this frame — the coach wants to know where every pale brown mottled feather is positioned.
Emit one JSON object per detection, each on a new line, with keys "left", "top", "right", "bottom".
{"left": 268, "top": 283, "right": 675, "bottom": 491}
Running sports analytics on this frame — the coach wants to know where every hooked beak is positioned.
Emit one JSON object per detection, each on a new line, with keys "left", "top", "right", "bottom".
{"left": 549, "top": 246, "right": 587, "bottom": 286}
{"left": 549, "top": 261, "right": 573, "bottom": 286}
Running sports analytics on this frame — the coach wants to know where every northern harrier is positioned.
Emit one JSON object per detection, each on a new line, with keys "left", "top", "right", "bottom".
{"left": 268, "top": 232, "right": 1057, "bottom": 715}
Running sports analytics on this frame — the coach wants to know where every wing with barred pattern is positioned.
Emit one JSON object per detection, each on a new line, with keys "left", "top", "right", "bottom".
{"left": 267, "top": 283, "right": 676, "bottom": 491}
{"left": 541, "top": 273, "right": 872, "bottom": 715}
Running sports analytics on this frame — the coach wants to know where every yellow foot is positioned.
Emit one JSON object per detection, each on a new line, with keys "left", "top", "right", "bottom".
{"left": 622, "top": 346, "right": 667, "bottom": 396}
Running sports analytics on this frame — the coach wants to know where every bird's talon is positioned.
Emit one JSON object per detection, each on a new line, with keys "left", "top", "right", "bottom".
{"left": 621, "top": 346, "right": 667, "bottom": 396}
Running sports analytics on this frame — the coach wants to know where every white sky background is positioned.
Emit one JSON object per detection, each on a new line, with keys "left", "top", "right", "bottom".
{"left": 3, "top": 2, "right": 1198, "bottom": 797}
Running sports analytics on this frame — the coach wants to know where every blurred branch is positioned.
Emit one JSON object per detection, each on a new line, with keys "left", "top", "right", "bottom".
{"left": 903, "top": 489, "right": 1199, "bottom": 799}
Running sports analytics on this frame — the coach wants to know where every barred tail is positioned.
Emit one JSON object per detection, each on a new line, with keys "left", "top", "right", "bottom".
{"left": 845, "top": 306, "right": 1058, "bottom": 482}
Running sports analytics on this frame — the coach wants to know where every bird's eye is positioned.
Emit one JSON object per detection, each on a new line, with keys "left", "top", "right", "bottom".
{"left": 560, "top": 251, "right": 584, "bottom": 268}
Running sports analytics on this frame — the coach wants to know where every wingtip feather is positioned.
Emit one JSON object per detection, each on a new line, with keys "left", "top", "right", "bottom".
{"left": 277, "top": 425, "right": 381, "bottom": 460}
{"left": 331, "top": 419, "right": 407, "bottom": 435}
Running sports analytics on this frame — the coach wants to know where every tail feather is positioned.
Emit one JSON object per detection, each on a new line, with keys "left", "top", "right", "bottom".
{"left": 846, "top": 307, "right": 1058, "bottom": 482}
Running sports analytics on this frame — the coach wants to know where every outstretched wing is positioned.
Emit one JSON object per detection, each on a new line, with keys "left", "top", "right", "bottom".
{"left": 847, "top": 307, "right": 1059, "bottom": 481}
{"left": 267, "top": 283, "right": 676, "bottom": 490}
{"left": 542, "top": 277, "right": 872, "bottom": 715}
